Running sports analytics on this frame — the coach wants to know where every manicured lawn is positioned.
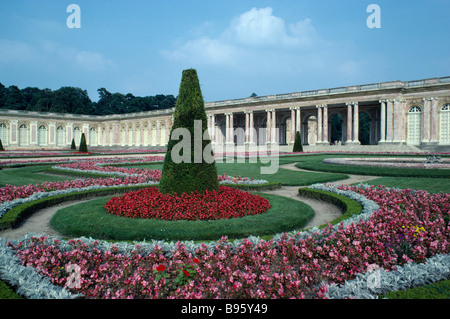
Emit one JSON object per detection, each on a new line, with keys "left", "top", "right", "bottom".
{"left": 291, "top": 154, "right": 450, "bottom": 178}
{"left": 368, "top": 177, "right": 450, "bottom": 194}
{"left": 0, "top": 165, "right": 76, "bottom": 187}
{"left": 50, "top": 192, "right": 316, "bottom": 242}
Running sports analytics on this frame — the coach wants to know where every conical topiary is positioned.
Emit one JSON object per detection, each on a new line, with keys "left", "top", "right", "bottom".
{"left": 79, "top": 133, "right": 88, "bottom": 153}
{"left": 293, "top": 131, "right": 303, "bottom": 152}
{"left": 71, "top": 138, "right": 76, "bottom": 150}
{"left": 0, "top": 139, "right": 4, "bottom": 151}
{"left": 159, "top": 69, "right": 219, "bottom": 195}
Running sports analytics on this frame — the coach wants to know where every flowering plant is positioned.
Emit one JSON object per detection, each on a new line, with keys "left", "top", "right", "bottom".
{"left": 104, "top": 186, "right": 271, "bottom": 221}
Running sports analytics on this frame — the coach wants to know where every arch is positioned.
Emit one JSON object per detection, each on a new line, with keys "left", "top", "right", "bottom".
{"left": 358, "top": 112, "right": 371, "bottom": 145}
{"left": 73, "top": 127, "right": 81, "bottom": 147}
{"left": 56, "top": 126, "right": 65, "bottom": 146}
{"left": 89, "top": 128, "right": 97, "bottom": 146}
{"left": 151, "top": 125, "right": 157, "bottom": 146}
{"left": 440, "top": 104, "right": 450, "bottom": 144}
{"left": 407, "top": 105, "right": 422, "bottom": 145}
{"left": 0, "top": 123, "right": 8, "bottom": 145}
{"left": 19, "top": 124, "right": 28, "bottom": 146}
{"left": 329, "top": 112, "right": 343, "bottom": 144}
{"left": 38, "top": 125, "right": 47, "bottom": 146}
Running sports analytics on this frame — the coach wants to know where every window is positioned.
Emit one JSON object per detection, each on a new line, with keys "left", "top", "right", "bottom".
{"left": 441, "top": 104, "right": 450, "bottom": 144}
{"left": 89, "top": 128, "right": 97, "bottom": 146}
{"left": 38, "top": 125, "right": 47, "bottom": 146}
{"left": 407, "top": 106, "right": 422, "bottom": 145}
{"left": 0, "top": 123, "right": 8, "bottom": 145}
{"left": 73, "top": 127, "right": 81, "bottom": 147}
{"left": 56, "top": 126, "right": 65, "bottom": 146}
{"left": 19, "top": 124, "right": 28, "bottom": 146}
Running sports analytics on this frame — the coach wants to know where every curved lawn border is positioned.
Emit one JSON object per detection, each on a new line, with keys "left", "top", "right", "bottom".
{"left": 50, "top": 192, "right": 315, "bottom": 242}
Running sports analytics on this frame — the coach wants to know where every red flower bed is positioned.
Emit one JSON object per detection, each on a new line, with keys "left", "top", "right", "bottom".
{"left": 104, "top": 186, "right": 271, "bottom": 221}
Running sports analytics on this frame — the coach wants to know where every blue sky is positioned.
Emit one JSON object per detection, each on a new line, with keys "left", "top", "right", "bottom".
{"left": 1, "top": 0, "right": 449, "bottom": 102}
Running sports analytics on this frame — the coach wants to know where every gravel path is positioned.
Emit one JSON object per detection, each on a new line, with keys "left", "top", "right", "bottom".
{"left": 0, "top": 162, "right": 379, "bottom": 241}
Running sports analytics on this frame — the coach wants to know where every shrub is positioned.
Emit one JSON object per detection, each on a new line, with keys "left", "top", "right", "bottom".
{"left": 71, "top": 138, "right": 76, "bottom": 150}
{"left": 293, "top": 131, "right": 303, "bottom": 152}
{"left": 78, "top": 133, "right": 88, "bottom": 153}
{"left": 159, "top": 69, "right": 219, "bottom": 195}
{"left": 0, "top": 139, "right": 4, "bottom": 151}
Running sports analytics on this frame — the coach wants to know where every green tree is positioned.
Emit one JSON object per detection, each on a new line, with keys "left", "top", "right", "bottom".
{"left": 4, "top": 85, "right": 24, "bottom": 110}
{"left": 159, "top": 69, "right": 219, "bottom": 195}
{"left": 78, "top": 133, "right": 88, "bottom": 153}
{"left": 0, "top": 139, "right": 4, "bottom": 151}
{"left": 293, "top": 131, "right": 303, "bottom": 152}
{"left": 71, "top": 138, "right": 76, "bottom": 150}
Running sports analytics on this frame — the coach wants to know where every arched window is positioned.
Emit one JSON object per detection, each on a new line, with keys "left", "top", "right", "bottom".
{"left": 38, "top": 125, "right": 47, "bottom": 146}
{"left": 440, "top": 104, "right": 450, "bottom": 144}
{"left": 56, "top": 126, "right": 65, "bottom": 146}
{"left": 143, "top": 126, "right": 149, "bottom": 146}
{"left": 0, "top": 123, "right": 8, "bottom": 145}
{"left": 407, "top": 106, "right": 422, "bottom": 145}
{"left": 19, "top": 124, "right": 28, "bottom": 146}
{"left": 73, "top": 127, "right": 81, "bottom": 147}
{"left": 89, "top": 128, "right": 97, "bottom": 146}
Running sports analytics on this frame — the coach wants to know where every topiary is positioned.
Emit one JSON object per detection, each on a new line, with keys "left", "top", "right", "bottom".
{"left": 159, "top": 69, "right": 219, "bottom": 195}
{"left": 78, "top": 133, "right": 88, "bottom": 153}
{"left": 0, "top": 139, "right": 4, "bottom": 151}
{"left": 293, "top": 131, "right": 303, "bottom": 152}
{"left": 71, "top": 138, "right": 76, "bottom": 150}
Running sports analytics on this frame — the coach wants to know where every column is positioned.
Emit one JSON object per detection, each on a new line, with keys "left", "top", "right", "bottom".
{"left": 323, "top": 104, "right": 329, "bottom": 144}
{"left": 290, "top": 107, "right": 296, "bottom": 144}
{"left": 353, "top": 102, "right": 360, "bottom": 144}
{"left": 430, "top": 97, "right": 439, "bottom": 143}
{"left": 379, "top": 100, "right": 386, "bottom": 142}
{"left": 266, "top": 109, "right": 272, "bottom": 144}
{"left": 156, "top": 120, "right": 160, "bottom": 146}
{"left": 422, "top": 98, "right": 431, "bottom": 143}
{"left": 249, "top": 111, "right": 254, "bottom": 145}
{"left": 398, "top": 99, "right": 407, "bottom": 143}
{"left": 244, "top": 111, "right": 250, "bottom": 144}
{"left": 346, "top": 103, "right": 353, "bottom": 143}
{"left": 386, "top": 100, "right": 394, "bottom": 142}
{"left": 316, "top": 105, "right": 323, "bottom": 143}
{"left": 271, "top": 109, "right": 276, "bottom": 143}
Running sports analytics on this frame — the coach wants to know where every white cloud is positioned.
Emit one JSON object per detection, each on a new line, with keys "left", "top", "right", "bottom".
{"left": 161, "top": 7, "right": 323, "bottom": 68}
{"left": 0, "top": 39, "right": 39, "bottom": 63}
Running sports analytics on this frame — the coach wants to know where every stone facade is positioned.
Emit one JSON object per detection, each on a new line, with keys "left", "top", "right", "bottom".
{"left": 1, "top": 76, "right": 450, "bottom": 152}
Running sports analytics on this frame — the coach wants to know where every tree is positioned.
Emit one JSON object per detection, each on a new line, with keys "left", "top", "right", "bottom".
{"left": 78, "top": 133, "right": 88, "bottom": 153}
{"left": 159, "top": 69, "right": 219, "bottom": 195}
{"left": 0, "top": 139, "right": 4, "bottom": 151}
{"left": 293, "top": 131, "right": 303, "bottom": 152}
{"left": 71, "top": 138, "right": 76, "bottom": 150}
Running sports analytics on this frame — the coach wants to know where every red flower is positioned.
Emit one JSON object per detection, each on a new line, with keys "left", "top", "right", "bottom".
{"left": 182, "top": 269, "right": 190, "bottom": 277}
{"left": 193, "top": 258, "right": 199, "bottom": 264}
{"left": 156, "top": 264, "right": 165, "bottom": 272}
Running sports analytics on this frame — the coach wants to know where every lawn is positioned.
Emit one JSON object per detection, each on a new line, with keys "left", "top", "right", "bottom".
{"left": 0, "top": 164, "right": 76, "bottom": 187}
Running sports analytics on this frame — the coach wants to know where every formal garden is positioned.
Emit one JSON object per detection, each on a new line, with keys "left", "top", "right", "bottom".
{"left": 0, "top": 70, "right": 449, "bottom": 300}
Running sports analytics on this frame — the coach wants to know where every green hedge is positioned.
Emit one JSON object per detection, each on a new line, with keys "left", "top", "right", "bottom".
{"left": 298, "top": 188, "right": 363, "bottom": 229}
{"left": 0, "top": 185, "right": 151, "bottom": 230}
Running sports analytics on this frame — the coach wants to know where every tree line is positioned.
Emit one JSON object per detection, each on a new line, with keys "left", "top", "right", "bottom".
{"left": 0, "top": 83, "right": 176, "bottom": 116}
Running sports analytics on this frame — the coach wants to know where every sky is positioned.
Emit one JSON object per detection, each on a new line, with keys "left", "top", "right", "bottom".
{"left": 0, "top": 0, "right": 449, "bottom": 103}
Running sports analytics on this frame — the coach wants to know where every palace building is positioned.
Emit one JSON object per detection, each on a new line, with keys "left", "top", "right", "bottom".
{"left": 1, "top": 75, "right": 450, "bottom": 152}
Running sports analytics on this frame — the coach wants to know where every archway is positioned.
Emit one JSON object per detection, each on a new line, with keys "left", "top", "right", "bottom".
{"left": 330, "top": 113, "right": 343, "bottom": 145}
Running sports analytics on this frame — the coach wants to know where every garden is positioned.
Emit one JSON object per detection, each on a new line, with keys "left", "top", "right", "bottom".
{"left": 0, "top": 70, "right": 449, "bottom": 301}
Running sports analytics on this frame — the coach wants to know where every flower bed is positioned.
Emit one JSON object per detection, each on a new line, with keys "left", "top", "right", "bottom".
{"left": 2, "top": 183, "right": 448, "bottom": 299}
{"left": 104, "top": 186, "right": 271, "bottom": 221}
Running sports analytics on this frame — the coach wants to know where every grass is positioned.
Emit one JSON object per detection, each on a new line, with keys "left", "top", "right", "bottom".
{"left": 0, "top": 165, "right": 75, "bottom": 187}
{"left": 380, "top": 279, "right": 450, "bottom": 299}
{"left": 291, "top": 154, "right": 450, "bottom": 178}
{"left": 50, "top": 192, "right": 316, "bottom": 242}
{"left": 367, "top": 177, "right": 450, "bottom": 194}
